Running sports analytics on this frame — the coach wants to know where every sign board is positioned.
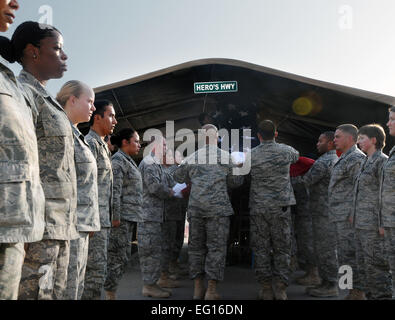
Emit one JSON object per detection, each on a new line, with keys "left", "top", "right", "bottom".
{"left": 194, "top": 81, "right": 238, "bottom": 94}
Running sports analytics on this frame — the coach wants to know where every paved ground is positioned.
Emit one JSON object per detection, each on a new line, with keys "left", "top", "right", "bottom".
{"left": 104, "top": 247, "right": 348, "bottom": 300}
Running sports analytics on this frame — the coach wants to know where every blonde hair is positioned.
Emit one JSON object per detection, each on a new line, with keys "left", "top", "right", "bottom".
{"left": 56, "top": 80, "right": 92, "bottom": 107}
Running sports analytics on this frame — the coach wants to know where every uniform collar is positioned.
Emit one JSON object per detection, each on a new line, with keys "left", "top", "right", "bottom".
{"left": 118, "top": 149, "right": 133, "bottom": 162}
{"left": 260, "top": 140, "right": 275, "bottom": 146}
{"left": 88, "top": 129, "right": 106, "bottom": 147}
{"left": 0, "top": 56, "right": 17, "bottom": 83}
{"left": 19, "top": 69, "right": 50, "bottom": 98}
{"left": 339, "top": 144, "right": 358, "bottom": 160}
{"left": 389, "top": 146, "right": 395, "bottom": 158}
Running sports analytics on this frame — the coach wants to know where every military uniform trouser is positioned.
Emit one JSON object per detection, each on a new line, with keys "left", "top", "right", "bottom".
{"left": 65, "top": 233, "right": 90, "bottom": 300}
{"left": 174, "top": 216, "right": 186, "bottom": 262}
{"left": 290, "top": 211, "right": 297, "bottom": 258}
{"left": 294, "top": 211, "right": 315, "bottom": 268}
{"left": 250, "top": 207, "right": 292, "bottom": 286}
{"left": 355, "top": 228, "right": 392, "bottom": 299}
{"left": 188, "top": 216, "right": 230, "bottom": 282}
{"left": 161, "top": 220, "right": 177, "bottom": 273}
{"left": 137, "top": 222, "right": 163, "bottom": 285}
{"left": 81, "top": 227, "right": 110, "bottom": 300}
{"left": 19, "top": 239, "right": 70, "bottom": 300}
{"left": 104, "top": 221, "right": 136, "bottom": 292}
{"left": 0, "top": 243, "right": 25, "bottom": 300}
{"left": 333, "top": 221, "right": 364, "bottom": 291}
{"left": 312, "top": 216, "right": 338, "bottom": 283}
{"left": 383, "top": 227, "right": 395, "bottom": 297}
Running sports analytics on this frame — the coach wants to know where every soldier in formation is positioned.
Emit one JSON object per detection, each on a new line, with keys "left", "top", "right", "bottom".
{"left": 104, "top": 128, "right": 143, "bottom": 300}
{"left": 247, "top": 120, "right": 299, "bottom": 300}
{"left": 56, "top": 81, "right": 101, "bottom": 300}
{"left": 292, "top": 132, "right": 339, "bottom": 297}
{"left": 174, "top": 124, "right": 244, "bottom": 300}
{"left": 137, "top": 136, "right": 177, "bottom": 298}
{"left": 381, "top": 107, "right": 395, "bottom": 297}
{"left": 352, "top": 124, "right": 392, "bottom": 299}
{"left": 0, "top": 1, "right": 45, "bottom": 300}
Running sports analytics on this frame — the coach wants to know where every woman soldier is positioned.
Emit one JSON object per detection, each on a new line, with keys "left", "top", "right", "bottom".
{"left": 0, "top": 1, "right": 45, "bottom": 300}
{"left": 103, "top": 128, "right": 143, "bottom": 300}
{"left": 352, "top": 124, "right": 392, "bottom": 299}
{"left": 56, "top": 81, "right": 100, "bottom": 300}
{"left": 6, "top": 21, "right": 79, "bottom": 300}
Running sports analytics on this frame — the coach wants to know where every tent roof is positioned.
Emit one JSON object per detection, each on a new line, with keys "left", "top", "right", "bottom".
{"left": 86, "top": 58, "right": 394, "bottom": 156}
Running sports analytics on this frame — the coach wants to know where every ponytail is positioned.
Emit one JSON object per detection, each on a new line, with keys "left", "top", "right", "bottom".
{"left": 0, "top": 36, "right": 16, "bottom": 63}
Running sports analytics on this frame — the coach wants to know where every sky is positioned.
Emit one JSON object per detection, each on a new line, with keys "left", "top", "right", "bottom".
{"left": 3, "top": 0, "right": 395, "bottom": 97}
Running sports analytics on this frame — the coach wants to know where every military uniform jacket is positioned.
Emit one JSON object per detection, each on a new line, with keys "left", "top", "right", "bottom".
{"left": 85, "top": 129, "right": 114, "bottom": 228}
{"left": 328, "top": 144, "right": 365, "bottom": 223}
{"left": 163, "top": 165, "right": 184, "bottom": 221}
{"left": 139, "top": 154, "right": 173, "bottom": 222}
{"left": 292, "top": 150, "right": 338, "bottom": 217}
{"left": 380, "top": 146, "right": 395, "bottom": 228}
{"left": 0, "top": 58, "right": 45, "bottom": 243}
{"left": 248, "top": 140, "right": 299, "bottom": 211}
{"left": 19, "top": 70, "right": 78, "bottom": 241}
{"left": 352, "top": 150, "right": 387, "bottom": 230}
{"left": 112, "top": 149, "right": 143, "bottom": 223}
{"left": 72, "top": 126, "right": 100, "bottom": 232}
{"left": 173, "top": 144, "right": 243, "bottom": 218}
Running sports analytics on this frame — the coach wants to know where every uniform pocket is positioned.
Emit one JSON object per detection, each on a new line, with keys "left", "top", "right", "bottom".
{"left": 41, "top": 109, "right": 70, "bottom": 137}
{"left": 0, "top": 162, "right": 32, "bottom": 227}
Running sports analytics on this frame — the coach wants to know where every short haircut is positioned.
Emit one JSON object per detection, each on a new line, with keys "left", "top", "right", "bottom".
{"left": 337, "top": 124, "right": 358, "bottom": 142}
{"left": 321, "top": 131, "right": 335, "bottom": 142}
{"left": 389, "top": 106, "right": 395, "bottom": 113}
{"left": 89, "top": 99, "right": 113, "bottom": 126}
{"left": 258, "top": 120, "right": 276, "bottom": 140}
{"left": 358, "top": 124, "right": 386, "bottom": 150}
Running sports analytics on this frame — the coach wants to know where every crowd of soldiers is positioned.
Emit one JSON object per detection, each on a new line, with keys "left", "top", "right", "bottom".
{"left": 1, "top": 1, "right": 395, "bottom": 301}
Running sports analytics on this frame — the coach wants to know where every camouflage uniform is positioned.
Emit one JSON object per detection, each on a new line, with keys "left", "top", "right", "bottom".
{"left": 247, "top": 141, "right": 299, "bottom": 286}
{"left": 292, "top": 183, "right": 315, "bottom": 269}
{"left": 104, "top": 150, "right": 143, "bottom": 292}
{"left": 380, "top": 146, "right": 395, "bottom": 296}
{"left": 173, "top": 145, "right": 243, "bottom": 281}
{"left": 0, "top": 58, "right": 45, "bottom": 300}
{"left": 65, "top": 126, "right": 100, "bottom": 300}
{"left": 138, "top": 154, "right": 173, "bottom": 285}
{"left": 17, "top": 70, "right": 78, "bottom": 300}
{"left": 352, "top": 150, "right": 392, "bottom": 299}
{"left": 328, "top": 144, "right": 366, "bottom": 291}
{"left": 82, "top": 129, "right": 114, "bottom": 300}
{"left": 292, "top": 150, "right": 339, "bottom": 283}
{"left": 162, "top": 165, "right": 186, "bottom": 271}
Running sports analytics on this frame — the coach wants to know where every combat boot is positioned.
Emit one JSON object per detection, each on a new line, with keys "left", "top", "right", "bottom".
{"left": 142, "top": 284, "right": 171, "bottom": 298}
{"left": 193, "top": 276, "right": 206, "bottom": 300}
{"left": 204, "top": 280, "right": 221, "bottom": 300}
{"left": 105, "top": 290, "right": 116, "bottom": 300}
{"left": 273, "top": 280, "right": 288, "bottom": 300}
{"left": 296, "top": 266, "right": 321, "bottom": 286}
{"left": 258, "top": 281, "right": 274, "bottom": 300}
{"left": 157, "top": 272, "right": 181, "bottom": 288}
{"left": 308, "top": 281, "right": 339, "bottom": 298}
{"left": 344, "top": 289, "right": 366, "bottom": 300}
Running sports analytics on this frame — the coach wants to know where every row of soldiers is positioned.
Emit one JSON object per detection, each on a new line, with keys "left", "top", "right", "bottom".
{"left": 288, "top": 119, "right": 395, "bottom": 300}
{"left": 1, "top": 4, "right": 395, "bottom": 301}
{"left": 174, "top": 117, "right": 395, "bottom": 300}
